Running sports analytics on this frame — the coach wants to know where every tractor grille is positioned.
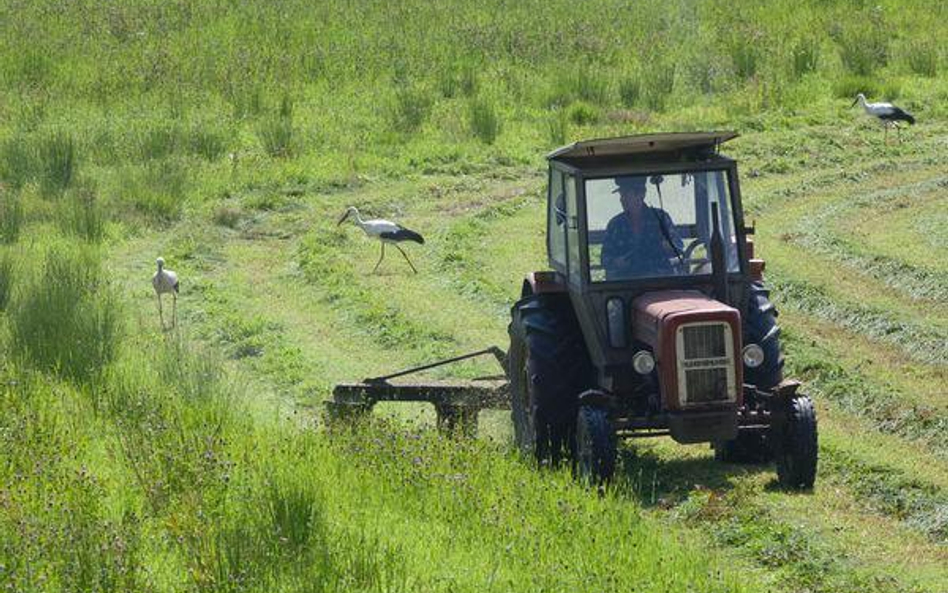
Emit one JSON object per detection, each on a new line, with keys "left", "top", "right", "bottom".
{"left": 682, "top": 324, "right": 727, "bottom": 359}
{"left": 678, "top": 322, "right": 734, "bottom": 405}
{"left": 684, "top": 368, "right": 730, "bottom": 403}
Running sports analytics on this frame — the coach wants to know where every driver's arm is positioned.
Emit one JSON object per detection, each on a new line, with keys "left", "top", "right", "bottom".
{"left": 600, "top": 219, "right": 627, "bottom": 270}
{"left": 661, "top": 210, "right": 684, "bottom": 253}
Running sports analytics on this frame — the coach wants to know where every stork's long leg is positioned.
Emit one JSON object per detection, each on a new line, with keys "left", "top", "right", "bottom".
{"left": 157, "top": 294, "right": 165, "bottom": 329}
{"left": 394, "top": 243, "right": 418, "bottom": 274}
{"left": 896, "top": 123, "right": 902, "bottom": 143}
{"left": 373, "top": 242, "right": 386, "bottom": 273}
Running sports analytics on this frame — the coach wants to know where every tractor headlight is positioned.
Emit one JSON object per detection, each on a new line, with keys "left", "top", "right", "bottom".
{"left": 632, "top": 351, "right": 655, "bottom": 375}
{"left": 742, "top": 344, "right": 765, "bottom": 368}
{"left": 606, "top": 298, "right": 627, "bottom": 348}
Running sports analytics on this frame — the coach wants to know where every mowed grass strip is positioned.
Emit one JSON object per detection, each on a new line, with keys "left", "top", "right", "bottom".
{"left": 790, "top": 176, "right": 948, "bottom": 304}
{"left": 736, "top": 122, "right": 948, "bottom": 215}
{"left": 754, "top": 165, "right": 948, "bottom": 366}
{"left": 837, "top": 189, "right": 948, "bottom": 276}
{"left": 293, "top": 181, "right": 548, "bottom": 377}
{"left": 433, "top": 190, "right": 546, "bottom": 313}
{"left": 782, "top": 321, "right": 947, "bottom": 472}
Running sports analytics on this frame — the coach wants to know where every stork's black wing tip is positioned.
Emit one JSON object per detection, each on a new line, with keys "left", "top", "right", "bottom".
{"left": 385, "top": 228, "right": 425, "bottom": 244}
{"left": 890, "top": 107, "right": 916, "bottom": 125}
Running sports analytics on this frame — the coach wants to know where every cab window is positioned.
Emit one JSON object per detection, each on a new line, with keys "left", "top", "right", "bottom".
{"left": 565, "top": 174, "right": 582, "bottom": 285}
{"left": 585, "top": 171, "right": 740, "bottom": 282}
{"left": 547, "top": 169, "right": 567, "bottom": 271}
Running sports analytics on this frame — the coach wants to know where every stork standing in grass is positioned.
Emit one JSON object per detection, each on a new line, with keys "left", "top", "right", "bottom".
{"left": 337, "top": 206, "right": 425, "bottom": 273}
{"left": 152, "top": 257, "right": 179, "bottom": 328}
{"left": 852, "top": 93, "right": 916, "bottom": 143}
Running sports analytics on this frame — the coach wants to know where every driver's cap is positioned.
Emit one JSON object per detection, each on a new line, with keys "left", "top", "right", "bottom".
{"left": 612, "top": 176, "right": 647, "bottom": 193}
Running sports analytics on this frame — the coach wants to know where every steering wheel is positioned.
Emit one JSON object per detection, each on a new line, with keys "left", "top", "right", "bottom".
{"left": 681, "top": 238, "right": 711, "bottom": 274}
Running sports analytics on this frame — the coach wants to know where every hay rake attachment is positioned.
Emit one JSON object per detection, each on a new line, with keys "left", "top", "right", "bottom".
{"left": 326, "top": 347, "right": 509, "bottom": 434}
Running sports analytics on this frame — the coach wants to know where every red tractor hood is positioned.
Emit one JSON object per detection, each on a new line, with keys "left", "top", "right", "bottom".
{"left": 632, "top": 290, "right": 743, "bottom": 412}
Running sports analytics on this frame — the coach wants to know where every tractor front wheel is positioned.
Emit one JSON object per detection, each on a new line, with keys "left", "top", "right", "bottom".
{"left": 575, "top": 405, "right": 617, "bottom": 484}
{"left": 775, "top": 395, "right": 818, "bottom": 489}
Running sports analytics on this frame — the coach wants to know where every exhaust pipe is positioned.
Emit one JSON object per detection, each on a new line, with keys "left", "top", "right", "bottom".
{"left": 710, "top": 202, "right": 728, "bottom": 304}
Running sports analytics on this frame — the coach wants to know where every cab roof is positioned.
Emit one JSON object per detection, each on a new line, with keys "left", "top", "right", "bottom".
{"left": 547, "top": 131, "right": 739, "bottom": 163}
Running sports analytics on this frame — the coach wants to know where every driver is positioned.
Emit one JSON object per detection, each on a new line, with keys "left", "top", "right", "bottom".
{"left": 601, "top": 176, "right": 684, "bottom": 280}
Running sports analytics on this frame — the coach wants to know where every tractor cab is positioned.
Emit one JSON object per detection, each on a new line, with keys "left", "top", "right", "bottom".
{"left": 547, "top": 133, "right": 744, "bottom": 287}
{"left": 546, "top": 133, "right": 748, "bottom": 285}
{"left": 537, "top": 132, "right": 753, "bottom": 390}
{"left": 510, "top": 132, "right": 818, "bottom": 488}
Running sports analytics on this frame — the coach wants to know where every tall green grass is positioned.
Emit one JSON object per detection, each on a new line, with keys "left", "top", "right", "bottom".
{"left": 0, "top": 252, "right": 12, "bottom": 311}
{"left": 0, "top": 0, "right": 942, "bottom": 185}
{"left": 547, "top": 108, "right": 569, "bottom": 145}
{"left": 390, "top": 84, "right": 434, "bottom": 134}
{"left": 832, "top": 17, "right": 889, "bottom": 76}
{"left": 38, "top": 131, "right": 77, "bottom": 197}
{"left": 8, "top": 244, "right": 121, "bottom": 383}
{"left": 113, "top": 160, "right": 189, "bottom": 224}
{"left": 904, "top": 40, "right": 939, "bottom": 78}
{"left": 59, "top": 181, "right": 106, "bottom": 242}
{"left": 1, "top": 322, "right": 771, "bottom": 592}
{"left": 0, "top": 192, "right": 23, "bottom": 244}
{"left": 791, "top": 38, "right": 821, "bottom": 79}
{"left": 468, "top": 97, "right": 502, "bottom": 144}
{"left": 0, "top": 372, "right": 146, "bottom": 592}
{"left": 0, "top": 137, "right": 34, "bottom": 190}
{"left": 438, "top": 61, "right": 479, "bottom": 98}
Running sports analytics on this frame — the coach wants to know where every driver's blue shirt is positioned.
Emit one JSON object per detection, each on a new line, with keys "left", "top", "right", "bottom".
{"left": 601, "top": 208, "right": 683, "bottom": 280}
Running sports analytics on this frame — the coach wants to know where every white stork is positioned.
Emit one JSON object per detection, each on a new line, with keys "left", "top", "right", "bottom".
{"left": 852, "top": 93, "right": 916, "bottom": 143}
{"left": 337, "top": 206, "right": 425, "bottom": 273}
{"left": 152, "top": 257, "right": 179, "bottom": 328}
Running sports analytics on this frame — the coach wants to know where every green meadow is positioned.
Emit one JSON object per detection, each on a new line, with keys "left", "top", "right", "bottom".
{"left": 1, "top": 0, "right": 946, "bottom": 591}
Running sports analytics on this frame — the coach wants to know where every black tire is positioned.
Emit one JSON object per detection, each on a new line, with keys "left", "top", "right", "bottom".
{"left": 715, "top": 282, "right": 784, "bottom": 463}
{"left": 775, "top": 395, "right": 818, "bottom": 489}
{"left": 508, "top": 294, "right": 591, "bottom": 466}
{"left": 575, "top": 405, "right": 617, "bottom": 483}
{"left": 744, "top": 281, "right": 784, "bottom": 390}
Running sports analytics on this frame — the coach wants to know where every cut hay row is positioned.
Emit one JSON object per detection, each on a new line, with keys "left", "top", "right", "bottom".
{"left": 789, "top": 176, "right": 948, "bottom": 303}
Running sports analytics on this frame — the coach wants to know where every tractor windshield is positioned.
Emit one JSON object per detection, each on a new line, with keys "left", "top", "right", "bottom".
{"left": 585, "top": 171, "right": 740, "bottom": 282}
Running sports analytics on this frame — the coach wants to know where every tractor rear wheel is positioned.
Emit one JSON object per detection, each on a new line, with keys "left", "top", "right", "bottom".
{"left": 509, "top": 294, "right": 591, "bottom": 466}
{"left": 716, "top": 281, "right": 784, "bottom": 463}
{"left": 775, "top": 395, "right": 818, "bottom": 489}
{"left": 575, "top": 405, "right": 616, "bottom": 483}
{"left": 744, "top": 281, "right": 784, "bottom": 390}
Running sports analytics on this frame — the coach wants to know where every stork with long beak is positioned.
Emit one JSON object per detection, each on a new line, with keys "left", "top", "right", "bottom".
{"left": 152, "top": 257, "right": 179, "bottom": 329}
{"left": 852, "top": 93, "right": 916, "bottom": 143}
{"left": 337, "top": 206, "right": 425, "bottom": 273}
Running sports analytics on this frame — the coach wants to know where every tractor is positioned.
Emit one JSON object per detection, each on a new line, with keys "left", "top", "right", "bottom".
{"left": 329, "top": 131, "right": 817, "bottom": 489}
{"left": 507, "top": 132, "right": 817, "bottom": 488}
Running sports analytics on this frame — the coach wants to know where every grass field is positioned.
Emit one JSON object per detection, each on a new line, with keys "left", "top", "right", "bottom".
{"left": 1, "top": 0, "right": 947, "bottom": 591}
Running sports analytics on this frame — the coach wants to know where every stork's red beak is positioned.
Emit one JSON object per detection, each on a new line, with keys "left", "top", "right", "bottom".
{"left": 337, "top": 211, "right": 349, "bottom": 226}
{"left": 850, "top": 97, "right": 859, "bottom": 107}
